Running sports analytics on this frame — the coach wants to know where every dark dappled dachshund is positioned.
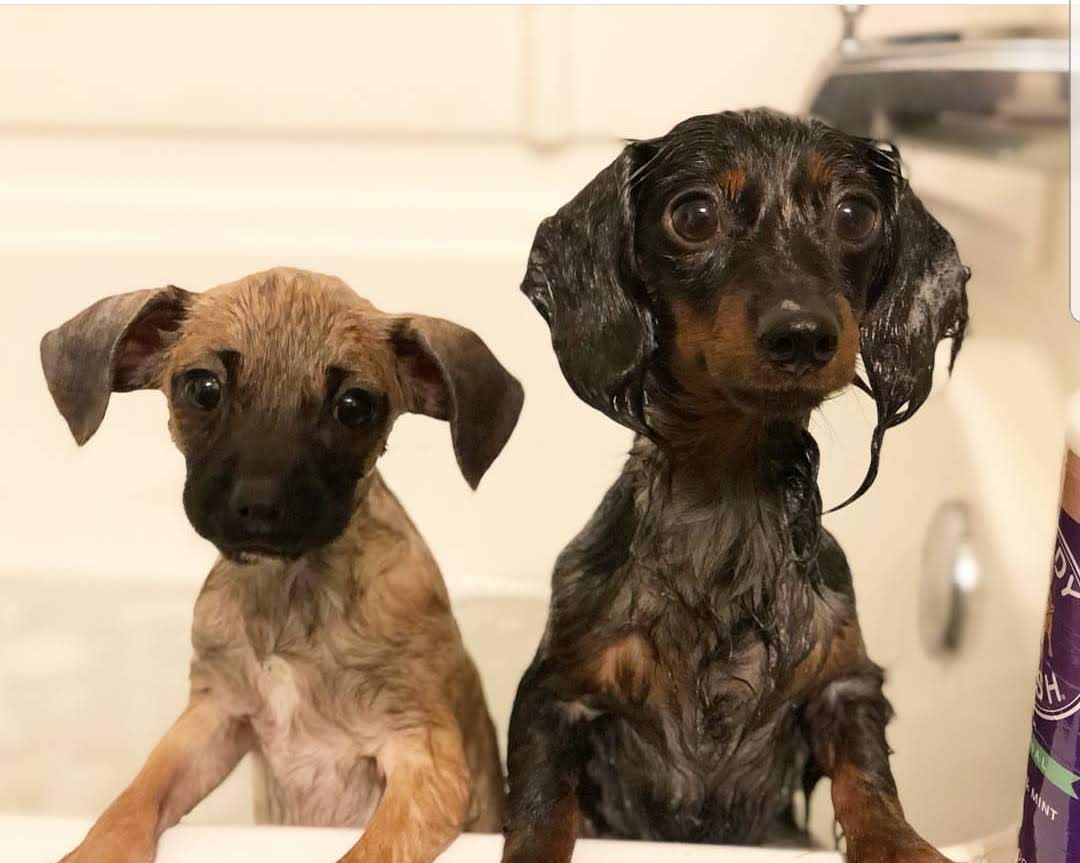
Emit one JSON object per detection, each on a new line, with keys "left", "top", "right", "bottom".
{"left": 502, "top": 110, "right": 969, "bottom": 862}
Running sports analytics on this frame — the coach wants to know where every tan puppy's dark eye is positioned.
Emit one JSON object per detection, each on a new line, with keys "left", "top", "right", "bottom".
{"left": 335, "top": 388, "right": 377, "bottom": 429}
{"left": 668, "top": 195, "right": 720, "bottom": 244}
{"left": 834, "top": 197, "right": 880, "bottom": 245}
{"left": 181, "top": 371, "right": 222, "bottom": 411}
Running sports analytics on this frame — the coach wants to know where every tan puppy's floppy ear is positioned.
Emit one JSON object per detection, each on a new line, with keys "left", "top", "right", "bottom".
{"left": 40, "top": 286, "right": 194, "bottom": 445}
{"left": 392, "top": 316, "right": 524, "bottom": 489}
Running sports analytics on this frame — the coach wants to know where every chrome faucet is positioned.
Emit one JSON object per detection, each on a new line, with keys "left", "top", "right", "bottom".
{"left": 839, "top": 4, "right": 867, "bottom": 56}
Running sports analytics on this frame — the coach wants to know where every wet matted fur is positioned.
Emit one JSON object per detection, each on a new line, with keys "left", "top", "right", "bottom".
{"left": 40, "top": 267, "right": 523, "bottom": 863}
{"left": 503, "top": 111, "right": 969, "bottom": 862}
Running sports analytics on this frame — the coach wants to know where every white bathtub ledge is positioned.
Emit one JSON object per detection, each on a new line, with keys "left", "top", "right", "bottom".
{"left": 0, "top": 815, "right": 987, "bottom": 863}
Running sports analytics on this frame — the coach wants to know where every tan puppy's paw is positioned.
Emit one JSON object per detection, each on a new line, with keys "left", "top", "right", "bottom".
{"left": 59, "top": 798, "right": 157, "bottom": 863}
{"left": 59, "top": 835, "right": 155, "bottom": 863}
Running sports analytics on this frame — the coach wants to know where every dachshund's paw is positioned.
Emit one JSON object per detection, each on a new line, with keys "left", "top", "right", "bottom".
{"left": 849, "top": 851, "right": 954, "bottom": 863}
{"left": 845, "top": 831, "right": 954, "bottom": 863}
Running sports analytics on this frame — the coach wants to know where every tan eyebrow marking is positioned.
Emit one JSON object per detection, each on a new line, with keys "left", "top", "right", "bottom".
{"left": 719, "top": 166, "right": 747, "bottom": 198}
{"left": 808, "top": 152, "right": 833, "bottom": 187}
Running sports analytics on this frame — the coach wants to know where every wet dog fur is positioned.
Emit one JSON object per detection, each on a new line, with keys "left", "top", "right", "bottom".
{"left": 502, "top": 110, "right": 969, "bottom": 862}
{"left": 40, "top": 267, "right": 523, "bottom": 863}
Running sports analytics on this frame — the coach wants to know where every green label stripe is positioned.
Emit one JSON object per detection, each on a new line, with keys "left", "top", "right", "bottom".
{"left": 1031, "top": 735, "right": 1080, "bottom": 799}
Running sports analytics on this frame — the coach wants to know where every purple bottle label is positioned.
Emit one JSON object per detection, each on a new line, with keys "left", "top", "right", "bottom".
{"left": 1018, "top": 492, "right": 1080, "bottom": 862}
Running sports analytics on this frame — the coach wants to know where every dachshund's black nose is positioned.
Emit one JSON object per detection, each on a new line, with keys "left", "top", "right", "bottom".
{"left": 756, "top": 306, "right": 839, "bottom": 375}
{"left": 229, "top": 477, "right": 285, "bottom": 536}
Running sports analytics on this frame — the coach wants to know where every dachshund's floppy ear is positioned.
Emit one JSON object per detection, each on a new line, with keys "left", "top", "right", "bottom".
{"left": 40, "top": 286, "right": 194, "bottom": 445}
{"left": 839, "top": 147, "right": 970, "bottom": 508}
{"left": 521, "top": 142, "right": 657, "bottom": 436}
{"left": 392, "top": 316, "right": 524, "bottom": 489}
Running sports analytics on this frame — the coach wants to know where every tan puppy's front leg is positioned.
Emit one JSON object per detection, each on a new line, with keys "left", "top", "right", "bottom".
{"left": 60, "top": 696, "right": 251, "bottom": 863}
{"left": 338, "top": 720, "right": 470, "bottom": 863}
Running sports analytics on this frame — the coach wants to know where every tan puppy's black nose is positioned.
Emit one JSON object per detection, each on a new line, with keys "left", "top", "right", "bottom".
{"left": 756, "top": 306, "right": 839, "bottom": 375}
{"left": 229, "top": 477, "right": 285, "bottom": 535}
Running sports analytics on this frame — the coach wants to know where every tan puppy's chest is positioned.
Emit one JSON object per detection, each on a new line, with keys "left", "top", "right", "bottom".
{"left": 191, "top": 569, "right": 397, "bottom": 829}
{"left": 245, "top": 651, "right": 387, "bottom": 828}
{"left": 252, "top": 654, "right": 301, "bottom": 732}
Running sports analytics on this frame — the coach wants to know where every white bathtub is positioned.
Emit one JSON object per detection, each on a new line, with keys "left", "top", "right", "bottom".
{"left": 0, "top": 380, "right": 1064, "bottom": 862}
{"left": 0, "top": 121, "right": 1071, "bottom": 860}
{"left": 1, "top": 816, "right": 1000, "bottom": 863}
{"left": 2, "top": 337, "right": 1071, "bottom": 862}
{"left": 0, "top": 550, "right": 1024, "bottom": 861}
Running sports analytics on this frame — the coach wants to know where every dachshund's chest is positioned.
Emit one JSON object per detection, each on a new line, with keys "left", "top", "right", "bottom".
{"left": 581, "top": 642, "right": 807, "bottom": 844}
{"left": 582, "top": 699, "right": 807, "bottom": 845}
{"left": 576, "top": 601, "right": 817, "bottom": 842}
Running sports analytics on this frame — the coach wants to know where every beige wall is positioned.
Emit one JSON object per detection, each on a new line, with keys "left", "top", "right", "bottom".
{"left": 0, "top": 4, "right": 1068, "bottom": 594}
{"left": 0, "top": 6, "right": 1066, "bottom": 139}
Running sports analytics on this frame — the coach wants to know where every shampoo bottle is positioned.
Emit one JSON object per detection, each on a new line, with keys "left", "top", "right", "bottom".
{"left": 1018, "top": 393, "right": 1080, "bottom": 860}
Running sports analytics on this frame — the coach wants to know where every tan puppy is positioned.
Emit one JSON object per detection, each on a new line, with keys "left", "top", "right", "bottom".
{"left": 40, "top": 267, "right": 521, "bottom": 863}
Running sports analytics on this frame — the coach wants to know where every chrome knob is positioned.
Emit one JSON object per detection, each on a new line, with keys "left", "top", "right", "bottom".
{"left": 920, "top": 500, "right": 980, "bottom": 656}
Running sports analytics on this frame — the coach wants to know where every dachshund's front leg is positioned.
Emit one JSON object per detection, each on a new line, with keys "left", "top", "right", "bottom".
{"left": 804, "top": 668, "right": 953, "bottom": 863}
{"left": 337, "top": 718, "right": 470, "bottom": 863}
{"left": 502, "top": 663, "right": 584, "bottom": 863}
{"left": 60, "top": 696, "right": 251, "bottom": 863}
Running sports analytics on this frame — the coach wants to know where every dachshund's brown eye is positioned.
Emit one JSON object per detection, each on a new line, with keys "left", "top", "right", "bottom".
{"left": 834, "top": 198, "right": 880, "bottom": 245}
{"left": 181, "top": 371, "right": 222, "bottom": 411}
{"left": 669, "top": 195, "right": 719, "bottom": 244}
{"left": 335, "top": 388, "right": 377, "bottom": 429}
